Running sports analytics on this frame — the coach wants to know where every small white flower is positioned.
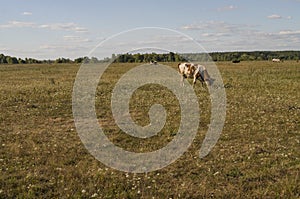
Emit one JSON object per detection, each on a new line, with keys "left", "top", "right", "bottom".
{"left": 213, "top": 171, "right": 220, "bottom": 176}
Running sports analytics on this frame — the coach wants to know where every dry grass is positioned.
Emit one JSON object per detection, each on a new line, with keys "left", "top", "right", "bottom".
{"left": 0, "top": 61, "right": 299, "bottom": 198}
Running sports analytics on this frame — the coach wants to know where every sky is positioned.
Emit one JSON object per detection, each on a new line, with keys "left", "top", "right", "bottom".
{"left": 0, "top": 0, "right": 300, "bottom": 59}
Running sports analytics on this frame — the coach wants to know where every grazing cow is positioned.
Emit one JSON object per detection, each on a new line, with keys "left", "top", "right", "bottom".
{"left": 178, "top": 62, "right": 214, "bottom": 86}
{"left": 272, "top": 58, "right": 281, "bottom": 62}
{"left": 150, "top": 60, "right": 157, "bottom": 65}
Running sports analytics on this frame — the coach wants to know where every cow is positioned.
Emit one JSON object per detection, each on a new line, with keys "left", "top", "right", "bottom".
{"left": 150, "top": 60, "right": 157, "bottom": 65}
{"left": 178, "top": 62, "right": 214, "bottom": 86}
{"left": 272, "top": 58, "right": 281, "bottom": 62}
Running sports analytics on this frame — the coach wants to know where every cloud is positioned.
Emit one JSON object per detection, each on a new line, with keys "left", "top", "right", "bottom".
{"left": 39, "top": 44, "right": 89, "bottom": 51}
{"left": 267, "top": 14, "right": 293, "bottom": 20}
{"left": 0, "top": 21, "right": 88, "bottom": 33}
{"left": 63, "top": 35, "right": 92, "bottom": 42}
{"left": 201, "top": 32, "right": 229, "bottom": 37}
{"left": 1, "top": 44, "right": 90, "bottom": 60}
{"left": 180, "top": 21, "right": 300, "bottom": 52}
{"left": 0, "top": 20, "right": 35, "bottom": 28}
{"left": 74, "top": 27, "right": 89, "bottom": 33}
{"left": 39, "top": 22, "right": 88, "bottom": 33}
{"left": 267, "top": 14, "right": 282, "bottom": 19}
{"left": 63, "top": 35, "right": 80, "bottom": 40}
{"left": 181, "top": 21, "right": 246, "bottom": 34}
{"left": 0, "top": 46, "right": 8, "bottom": 51}
{"left": 22, "top": 12, "right": 32, "bottom": 16}
{"left": 217, "top": 5, "right": 237, "bottom": 11}
{"left": 181, "top": 22, "right": 219, "bottom": 31}
{"left": 278, "top": 30, "right": 300, "bottom": 35}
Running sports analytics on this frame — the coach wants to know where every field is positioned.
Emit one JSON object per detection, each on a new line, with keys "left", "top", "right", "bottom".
{"left": 0, "top": 61, "right": 299, "bottom": 198}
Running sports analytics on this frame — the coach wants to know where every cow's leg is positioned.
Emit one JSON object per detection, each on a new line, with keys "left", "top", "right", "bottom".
{"left": 199, "top": 73, "right": 205, "bottom": 87}
{"left": 193, "top": 75, "right": 197, "bottom": 87}
{"left": 181, "top": 75, "right": 184, "bottom": 86}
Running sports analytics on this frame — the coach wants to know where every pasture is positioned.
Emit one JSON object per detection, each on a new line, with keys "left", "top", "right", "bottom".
{"left": 0, "top": 61, "right": 299, "bottom": 198}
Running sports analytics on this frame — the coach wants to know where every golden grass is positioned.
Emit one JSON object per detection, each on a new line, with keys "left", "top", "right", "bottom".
{"left": 0, "top": 61, "right": 299, "bottom": 198}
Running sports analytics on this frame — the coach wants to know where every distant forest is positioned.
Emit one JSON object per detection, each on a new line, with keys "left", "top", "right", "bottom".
{"left": 1, "top": 51, "right": 299, "bottom": 64}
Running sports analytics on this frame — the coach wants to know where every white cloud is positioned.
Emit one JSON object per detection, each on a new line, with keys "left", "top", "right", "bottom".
{"left": 0, "top": 20, "right": 35, "bottom": 29}
{"left": 0, "top": 21, "right": 88, "bottom": 33}
{"left": 39, "top": 44, "right": 68, "bottom": 50}
{"left": 217, "top": 5, "right": 238, "bottom": 11}
{"left": 74, "top": 27, "right": 89, "bottom": 33}
{"left": 267, "top": 14, "right": 282, "bottom": 19}
{"left": 181, "top": 21, "right": 247, "bottom": 34}
{"left": 180, "top": 21, "right": 300, "bottom": 52}
{"left": 39, "top": 44, "right": 89, "bottom": 51}
{"left": 278, "top": 30, "right": 300, "bottom": 35}
{"left": 63, "top": 35, "right": 80, "bottom": 40}
{"left": 63, "top": 35, "right": 92, "bottom": 42}
{"left": 22, "top": 12, "right": 32, "bottom": 16}
{"left": 0, "top": 46, "right": 47, "bottom": 59}
{"left": 201, "top": 32, "right": 229, "bottom": 37}
{"left": 0, "top": 46, "right": 8, "bottom": 51}
{"left": 39, "top": 22, "right": 88, "bottom": 33}
{"left": 267, "top": 14, "right": 293, "bottom": 20}
{"left": 37, "top": 43, "right": 90, "bottom": 59}
{"left": 0, "top": 20, "right": 90, "bottom": 59}
{"left": 1, "top": 44, "right": 89, "bottom": 60}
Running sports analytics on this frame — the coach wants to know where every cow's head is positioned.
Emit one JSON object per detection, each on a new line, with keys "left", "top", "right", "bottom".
{"left": 202, "top": 69, "right": 215, "bottom": 86}
{"left": 185, "top": 63, "right": 195, "bottom": 77}
{"left": 205, "top": 78, "right": 215, "bottom": 86}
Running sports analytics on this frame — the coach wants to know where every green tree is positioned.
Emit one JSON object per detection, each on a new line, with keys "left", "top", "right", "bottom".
{"left": 6, "top": 56, "right": 18, "bottom": 64}
{"left": 18, "top": 58, "right": 26, "bottom": 64}
{"left": 74, "top": 57, "right": 84, "bottom": 63}
{"left": 168, "top": 52, "right": 175, "bottom": 62}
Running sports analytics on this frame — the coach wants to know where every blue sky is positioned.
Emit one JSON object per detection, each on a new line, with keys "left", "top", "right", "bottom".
{"left": 0, "top": 0, "right": 300, "bottom": 59}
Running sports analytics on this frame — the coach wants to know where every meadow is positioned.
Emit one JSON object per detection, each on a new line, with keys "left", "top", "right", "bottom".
{"left": 0, "top": 61, "right": 299, "bottom": 198}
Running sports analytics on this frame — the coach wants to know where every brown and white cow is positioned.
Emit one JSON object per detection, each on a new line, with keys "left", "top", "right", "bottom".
{"left": 178, "top": 62, "right": 214, "bottom": 86}
{"left": 272, "top": 58, "right": 281, "bottom": 62}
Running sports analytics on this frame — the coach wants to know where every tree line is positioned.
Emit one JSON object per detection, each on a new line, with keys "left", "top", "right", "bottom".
{"left": 210, "top": 51, "right": 300, "bottom": 62}
{"left": 1, "top": 51, "right": 299, "bottom": 65}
